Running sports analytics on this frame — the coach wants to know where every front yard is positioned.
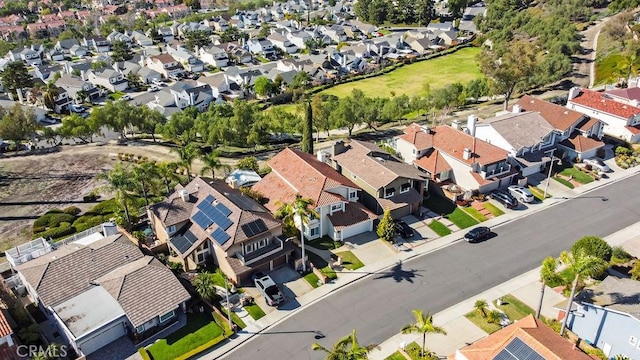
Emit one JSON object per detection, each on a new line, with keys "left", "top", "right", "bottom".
{"left": 423, "top": 195, "right": 479, "bottom": 229}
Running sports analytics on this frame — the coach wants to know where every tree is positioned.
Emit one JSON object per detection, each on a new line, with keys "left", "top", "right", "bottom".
{"left": 631, "top": 261, "right": 640, "bottom": 280}
{"left": 184, "top": 30, "right": 212, "bottom": 51}
{"left": 161, "top": 108, "right": 199, "bottom": 145}
{"left": 236, "top": 156, "right": 260, "bottom": 172}
{"left": 447, "top": 0, "right": 469, "bottom": 19}
{"left": 254, "top": 76, "right": 275, "bottom": 98}
{"left": 58, "top": 113, "right": 102, "bottom": 143}
{"left": 292, "top": 71, "right": 312, "bottom": 90}
{"left": 111, "top": 40, "right": 133, "bottom": 62}
{"left": 465, "top": 78, "right": 490, "bottom": 102}
{"left": 126, "top": 72, "right": 143, "bottom": 90}
{"left": 330, "top": 96, "right": 359, "bottom": 137}
{"left": 171, "top": 143, "right": 201, "bottom": 183}
{"left": 537, "top": 256, "right": 563, "bottom": 318}
{"left": 193, "top": 272, "right": 218, "bottom": 302}
{"left": 138, "top": 107, "right": 164, "bottom": 142}
{"left": 131, "top": 161, "right": 158, "bottom": 206}
{"left": 185, "top": 0, "right": 201, "bottom": 9}
{"left": 571, "top": 236, "right": 613, "bottom": 263}
{"left": 275, "top": 194, "right": 319, "bottom": 272}
{"left": 200, "top": 150, "right": 224, "bottom": 178}
{"left": 258, "top": 22, "right": 271, "bottom": 38}
{"left": 376, "top": 209, "right": 396, "bottom": 243}
{"left": 486, "top": 310, "right": 503, "bottom": 324}
{"left": 401, "top": 309, "right": 446, "bottom": 359}
{"left": 156, "top": 161, "right": 180, "bottom": 195}
{"left": 0, "top": 103, "right": 37, "bottom": 145}
{"left": 311, "top": 329, "right": 377, "bottom": 360}
{"left": 474, "top": 299, "right": 488, "bottom": 318}
{"left": 302, "top": 98, "right": 313, "bottom": 154}
{"left": 42, "top": 81, "right": 59, "bottom": 111}
{"left": 97, "top": 163, "right": 134, "bottom": 225}
{"left": 1, "top": 61, "right": 32, "bottom": 96}
{"left": 559, "top": 249, "right": 609, "bottom": 335}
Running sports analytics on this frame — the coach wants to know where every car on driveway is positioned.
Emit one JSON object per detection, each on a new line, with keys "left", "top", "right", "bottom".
{"left": 120, "top": 94, "right": 131, "bottom": 101}
{"left": 508, "top": 185, "right": 534, "bottom": 203}
{"left": 489, "top": 190, "right": 518, "bottom": 209}
{"left": 253, "top": 272, "right": 285, "bottom": 307}
{"left": 583, "top": 157, "right": 610, "bottom": 172}
{"left": 394, "top": 219, "right": 414, "bottom": 239}
{"left": 464, "top": 226, "right": 491, "bottom": 243}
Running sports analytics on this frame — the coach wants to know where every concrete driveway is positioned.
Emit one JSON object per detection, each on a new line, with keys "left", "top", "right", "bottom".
{"left": 341, "top": 232, "right": 395, "bottom": 265}
{"left": 243, "top": 266, "right": 313, "bottom": 314}
{"left": 401, "top": 215, "right": 439, "bottom": 244}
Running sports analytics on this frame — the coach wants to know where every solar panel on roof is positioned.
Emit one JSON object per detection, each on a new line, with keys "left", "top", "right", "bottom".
{"left": 254, "top": 219, "right": 267, "bottom": 233}
{"left": 493, "top": 337, "right": 544, "bottom": 360}
{"left": 192, "top": 211, "right": 213, "bottom": 230}
{"left": 217, "top": 217, "right": 233, "bottom": 231}
{"left": 203, "top": 194, "right": 215, "bottom": 203}
{"left": 211, "top": 227, "right": 230, "bottom": 245}
{"left": 170, "top": 229, "right": 199, "bottom": 254}
{"left": 183, "top": 229, "right": 198, "bottom": 244}
{"left": 241, "top": 219, "right": 268, "bottom": 238}
{"left": 215, "top": 202, "right": 232, "bottom": 216}
{"left": 241, "top": 224, "right": 255, "bottom": 238}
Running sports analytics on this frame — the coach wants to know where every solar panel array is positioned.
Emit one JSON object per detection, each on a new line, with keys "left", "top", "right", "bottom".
{"left": 493, "top": 337, "right": 545, "bottom": 360}
{"left": 211, "top": 227, "right": 231, "bottom": 245}
{"left": 241, "top": 219, "right": 268, "bottom": 238}
{"left": 191, "top": 195, "right": 235, "bottom": 246}
{"left": 170, "top": 229, "right": 199, "bottom": 254}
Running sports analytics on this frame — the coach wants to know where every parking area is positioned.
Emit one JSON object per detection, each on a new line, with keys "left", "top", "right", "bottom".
{"left": 242, "top": 265, "right": 313, "bottom": 314}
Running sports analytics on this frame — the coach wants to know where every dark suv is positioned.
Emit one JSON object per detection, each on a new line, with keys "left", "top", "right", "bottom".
{"left": 489, "top": 190, "right": 518, "bottom": 209}
{"left": 394, "top": 219, "right": 414, "bottom": 239}
{"left": 464, "top": 226, "right": 492, "bottom": 243}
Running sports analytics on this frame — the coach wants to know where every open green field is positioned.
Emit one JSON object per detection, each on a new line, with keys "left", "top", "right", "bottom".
{"left": 320, "top": 47, "right": 482, "bottom": 98}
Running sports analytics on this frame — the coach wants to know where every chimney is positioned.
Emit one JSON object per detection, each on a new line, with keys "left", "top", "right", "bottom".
{"left": 332, "top": 140, "right": 347, "bottom": 156}
{"left": 463, "top": 148, "right": 471, "bottom": 160}
{"left": 317, "top": 150, "right": 330, "bottom": 163}
{"left": 451, "top": 120, "right": 460, "bottom": 130}
{"left": 466, "top": 114, "right": 477, "bottom": 137}
{"left": 568, "top": 87, "right": 581, "bottom": 101}
{"left": 512, "top": 104, "right": 522, "bottom": 113}
{"left": 179, "top": 189, "right": 190, "bottom": 201}
{"left": 102, "top": 222, "right": 118, "bottom": 236}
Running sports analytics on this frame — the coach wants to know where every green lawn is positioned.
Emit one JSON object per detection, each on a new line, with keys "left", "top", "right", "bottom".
{"left": 595, "top": 52, "right": 625, "bottom": 86}
{"left": 494, "top": 294, "right": 535, "bottom": 322}
{"left": 147, "top": 313, "right": 224, "bottom": 360}
{"left": 308, "top": 236, "right": 342, "bottom": 250}
{"left": 404, "top": 341, "right": 436, "bottom": 360}
{"left": 483, "top": 202, "right": 505, "bottom": 217}
{"left": 428, "top": 220, "right": 452, "bottom": 236}
{"left": 528, "top": 186, "right": 549, "bottom": 201}
{"left": 304, "top": 250, "right": 337, "bottom": 288}
{"left": 448, "top": 208, "right": 479, "bottom": 229}
{"left": 553, "top": 177, "right": 575, "bottom": 189}
{"left": 461, "top": 206, "right": 488, "bottom": 222}
{"left": 220, "top": 307, "right": 246, "bottom": 329}
{"left": 559, "top": 167, "right": 594, "bottom": 184}
{"left": 244, "top": 303, "right": 266, "bottom": 320}
{"left": 320, "top": 47, "right": 482, "bottom": 98}
{"left": 334, "top": 251, "right": 364, "bottom": 270}
{"left": 423, "top": 195, "right": 456, "bottom": 215}
{"left": 464, "top": 310, "right": 502, "bottom": 334}
{"left": 385, "top": 352, "right": 407, "bottom": 360}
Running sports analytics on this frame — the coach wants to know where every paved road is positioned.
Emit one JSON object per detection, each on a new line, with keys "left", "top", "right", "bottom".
{"left": 223, "top": 173, "right": 640, "bottom": 360}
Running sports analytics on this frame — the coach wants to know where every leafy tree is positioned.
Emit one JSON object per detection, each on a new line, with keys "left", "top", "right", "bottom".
{"left": 246, "top": 116, "right": 270, "bottom": 152}
{"left": 58, "top": 113, "right": 102, "bottom": 143}
{"left": 292, "top": 71, "right": 312, "bottom": 90}
{"left": 171, "top": 143, "right": 201, "bottom": 183}
{"left": 193, "top": 272, "right": 218, "bottom": 302}
{"left": 236, "top": 156, "right": 259, "bottom": 172}
{"left": 486, "top": 310, "right": 503, "bottom": 324}
{"left": 42, "top": 81, "right": 59, "bottom": 111}
{"left": 311, "top": 329, "right": 377, "bottom": 360}
{"left": 275, "top": 194, "right": 319, "bottom": 272}
{"left": 330, "top": 96, "right": 359, "bottom": 137}
{"left": 311, "top": 94, "right": 334, "bottom": 138}
{"left": 571, "top": 236, "right": 612, "bottom": 263}
{"left": 185, "top": 0, "right": 201, "bottom": 9}
{"left": 111, "top": 40, "right": 133, "bottom": 62}
{"left": 160, "top": 108, "right": 199, "bottom": 144}
{"left": 448, "top": 0, "right": 469, "bottom": 19}
{"left": 474, "top": 299, "right": 489, "bottom": 318}
{"left": 220, "top": 27, "right": 247, "bottom": 43}
{"left": 138, "top": 107, "right": 164, "bottom": 142}
{"left": 97, "top": 163, "right": 134, "bottom": 225}
{"left": 465, "top": 78, "right": 490, "bottom": 102}
{"left": 0, "top": 39, "right": 15, "bottom": 57}
{"left": 200, "top": 150, "right": 225, "bottom": 178}
{"left": 131, "top": 161, "right": 159, "bottom": 206}
{"left": 0, "top": 104, "right": 37, "bottom": 145}
{"left": 125, "top": 72, "right": 143, "bottom": 90}
{"left": 92, "top": 60, "right": 109, "bottom": 71}
{"left": 401, "top": 309, "right": 446, "bottom": 359}
{"left": 631, "top": 261, "right": 640, "bottom": 280}
{"left": 302, "top": 99, "right": 313, "bottom": 154}
{"left": 100, "top": 16, "right": 126, "bottom": 36}
{"left": 254, "top": 76, "right": 275, "bottom": 97}
{"left": 156, "top": 161, "right": 180, "bottom": 195}
{"left": 377, "top": 209, "right": 396, "bottom": 243}
{"left": 1, "top": 61, "right": 32, "bottom": 96}
{"left": 184, "top": 30, "right": 212, "bottom": 51}
{"left": 258, "top": 22, "right": 271, "bottom": 38}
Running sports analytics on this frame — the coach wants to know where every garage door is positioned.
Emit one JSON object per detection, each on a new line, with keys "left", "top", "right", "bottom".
{"left": 77, "top": 321, "right": 126, "bottom": 355}
{"left": 342, "top": 220, "right": 372, "bottom": 240}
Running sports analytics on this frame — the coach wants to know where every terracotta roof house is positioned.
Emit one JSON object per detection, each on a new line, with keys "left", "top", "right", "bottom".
{"left": 8, "top": 224, "right": 190, "bottom": 357}
{"left": 149, "top": 177, "right": 294, "bottom": 284}
{"left": 449, "top": 315, "right": 592, "bottom": 360}
{"left": 555, "top": 275, "right": 640, "bottom": 359}
{"left": 321, "top": 140, "right": 428, "bottom": 218}
{"left": 253, "top": 148, "right": 376, "bottom": 242}
{"left": 0, "top": 309, "right": 18, "bottom": 360}
{"left": 394, "top": 123, "right": 515, "bottom": 195}
{"left": 567, "top": 87, "right": 640, "bottom": 143}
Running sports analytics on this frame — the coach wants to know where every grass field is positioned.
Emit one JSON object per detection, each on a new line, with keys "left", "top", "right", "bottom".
{"left": 461, "top": 206, "right": 488, "bottom": 222}
{"left": 465, "top": 310, "right": 502, "bottom": 334}
{"left": 494, "top": 294, "right": 536, "bottom": 322}
{"left": 559, "top": 167, "right": 594, "bottom": 184}
{"left": 483, "top": 202, "right": 505, "bottom": 217}
{"left": 553, "top": 176, "right": 575, "bottom": 189}
{"left": 428, "top": 220, "right": 452, "bottom": 236}
{"left": 448, "top": 208, "right": 479, "bottom": 229}
{"left": 335, "top": 251, "right": 364, "bottom": 270}
{"left": 244, "top": 303, "right": 266, "bottom": 320}
{"left": 147, "top": 313, "right": 224, "bottom": 360}
{"left": 320, "top": 47, "right": 482, "bottom": 98}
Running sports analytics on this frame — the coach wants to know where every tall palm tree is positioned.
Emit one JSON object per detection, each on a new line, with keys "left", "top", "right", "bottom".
{"left": 474, "top": 299, "right": 489, "bottom": 318}
{"left": 131, "top": 161, "right": 159, "bottom": 206}
{"left": 537, "top": 256, "right": 563, "bottom": 319}
{"left": 559, "top": 250, "right": 609, "bottom": 335}
{"left": 200, "top": 150, "right": 224, "bottom": 179}
{"left": 193, "top": 272, "right": 217, "bottom": 303}
{"left": 97, "top": 163, "right": 135, "bottom": 225}
{"left": 486, "top": 310, "right": 503, "bottom": 325}
{"left": 171, "top": 143, "right": 200, "bottom": 183}
{"left": 42, "top": 81, "right": 60, "bottom": 111}
{"left": 275, "top": 194, "right": 318, "bottom": 273}
{"left": 401, "top": 309, "right": 446, "bottom": 359}
{"left": 156, "top": 161, "right": 180, "bottom": 195}
{"left": 311, "top": 329, "right": 377, "bottom": 360}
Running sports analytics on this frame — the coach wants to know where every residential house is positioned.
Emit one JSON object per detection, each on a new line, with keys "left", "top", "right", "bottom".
{"left": 320, "top": 24, "right": 347, "bottom": 43}
{"left": 137, "top": 67, "right": 162, "bottom": 84}
{"left": 55, "top": 37, "right": 81, "bottom": 53}
{"left": 513, "top": 95, "right": 605, "bottom": 162}
{"left": 567, "top": 87, "right": 640, "bottom": 143}
{"left": 253, "top": 148, "right": 377, "bottom": 242}
{"left": 134, "top": 89, "right": 181, "bottom": 117}
{"left": 169, "top": 81, "right": 213, "bottom": 111}
{"left": 222, "top": 42, "right": 252, "bottom": 64}
{"left": 146, "top": 53, "right": 184, "bottom": 79}
{"left": 9, "top": 46, "right": 42, "bottom": 66}
{"left": 6, "top": 224, "right": 190, "bottom": 357}
{"left": 449, "top": 315, "right": 592, "bottom": 360}
{"left": 149, "top": 177, "right": 295, "bottom": 284}
{"left": 225, "top": 169, "right": 262, "bottom": 188}
{"left": 0, "top": 25, "right": 28, "bottom": 41}
{"left": 246, "top": 38, "right": 276, "bottom": 58}
{"left": 69, "top": 44, "right": 88, "bottom": 58}
{"left": 166, "top": 44, "right": 204, "bottom": 73}
{"left": 87, "top": 68, "right": 128, "bottom": 92}
{"left": 55, "top": 74, "right": 100, "bottom": 102}
{"left": 556, "top": 276, "right": 640, "bottom": 360}
{"left": 47, "top": 48, "right": 66, "bottom": 62}
{"left": 131, "top": 30, "right": 153, "bottom": 47}
{"left": 0, "top": 305, "right": 18, "bottom": 360}
{"left": 322, "top": 140, "right": 427, "bottom": 218}
{"left": 268, "top": 32, "right": 298, "bottom": 54}
{"left": 197, "top": 73, "right": 243, "bottom": 100}
{"left": 287, "top": 30, "right": 313, "bottom": 49}
{"left": 83, "top": 36, "right": 111, "bottom": 53}
{"left": 64, "top": 61, "right": 93, "bottom": 79}
{"left": 155, "top": 27, "right": 174, "bottom": 43}
{"left": 51, "top": 86, "right": 72, "bottom": 113}
{"left": 199, "top": 45, "right": 229, "bottom": 68}
{"left": 207, "top": 17, "right": 229, "bottom": 32}
{"left": 33, "top": 64, "right": 63, "bottom": 82}
{"left": 107, "top": 30, "right": 131, "bottom": 44}
{"left": 394, "top": 123, "right": 515, "bottom": 195}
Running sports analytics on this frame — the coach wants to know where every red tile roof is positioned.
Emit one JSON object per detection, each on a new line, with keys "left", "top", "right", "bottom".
{"left": 430, "top": 125, "right": 508, "bottom": 166}
{"left": 604, "top": 86, "right": 640, "bottom": 101}
{"left": 577, "top": 117, "right": 600, "bottom": 131}
{"left": 151, "top": 53, "right": 178, "bottom": 64}
{"left": 627, "top": 124, "right": 640, "bottom": 134}
{"left": 514, "top": 95, "right": 584, "bottom": 131}
{"left": 413, "top": 149, "right": 452, "bottom": 175}
{"left": 570, "top": 88, "right": 640, "bottom": 119}
{"left": 253, "top": 148, "right": 360, "bottom": 212}
{"left": 327, "top": 202, "right": 376, "bottom": 230}
{"left": 398, "top": 123, "right": 434, "bottom": 150}
{"left": 449, "top": 315, "right": 593, "bottom": 360}
{"left": 560, "top": 133, "right": 604, "bottom": 152}
{"left": 0, "top": 309, "right": 13, "bottom": 338}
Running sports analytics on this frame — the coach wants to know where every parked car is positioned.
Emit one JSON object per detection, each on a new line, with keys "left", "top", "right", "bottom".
{"left": 152, "top": 79, "right": 164, "bottom": 86}
{"left": 489, "top": 190, "right": 518, "bottom": 209}
{"left": 147, "top": 85, "right": 159, "bottom": 92}
{"left": 508, "top": 185, "right": 534, "bottom": 203}
{"left": 253, "top": 272, "right": 285, "bottom": 307}
{"left": 583, "top": 157, "right": 610, "bottom": 173}
{"left": 464, "top": 226, "right": 492, "bottom": 243}
{"left": 120, "top": 94, "right": 131, "bottom": 101}
{"left": 394, "top": 219, "right": 414, "bottom": 239}
{"left": 68, "top": 104, "right": 85, "bottom": 113}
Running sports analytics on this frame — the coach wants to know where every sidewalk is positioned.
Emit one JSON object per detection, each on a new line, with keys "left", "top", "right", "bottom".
{"left": 202, "top": 165, "right": 640, "bottom": 360}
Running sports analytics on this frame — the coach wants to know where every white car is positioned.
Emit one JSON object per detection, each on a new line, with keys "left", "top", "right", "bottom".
{"left": 583, "top": 157, "right": 610, "bottom": 173}
{"left": 147, "top": 85, "right": 159, "bottom": 92}
{"left": 508, "top": 185, "right": 535, "bottom": 203}
{"left": 152, "top": 79, "right": 164, "bottom": 86}
{"left": 253, "top": 272, "right": 285, "bottom": 307}
{"left": 120, "top": 94, "right": 131, "bottom": 101}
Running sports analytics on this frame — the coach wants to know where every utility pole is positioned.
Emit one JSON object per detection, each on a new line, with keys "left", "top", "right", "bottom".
{"left": 543, "top": 148, "right": 556, "bottom": 199}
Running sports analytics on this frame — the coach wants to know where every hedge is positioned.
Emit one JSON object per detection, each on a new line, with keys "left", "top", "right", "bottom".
{"left": 33, "top": 211, "right": 76, "bottom": 228}
{"left": 33, "top": 222, "right": 76, "bottom": 240}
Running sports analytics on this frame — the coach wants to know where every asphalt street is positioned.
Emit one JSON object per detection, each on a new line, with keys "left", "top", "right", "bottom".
{"left": 222, "top": 173, "right": 640, "bottom": 360}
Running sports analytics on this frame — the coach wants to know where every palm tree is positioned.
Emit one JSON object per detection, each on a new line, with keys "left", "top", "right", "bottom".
{"left": 486, "top": 310, "right": 503, "bottom": 325}
{"left": 275, "top": 194, "right": 318, "bottom": 273}
{"left": 193, "top": 272, "right": 217, "bottom": 303}
{"left": 156, "top": 161, "right": 180, "bottom": 195}
{"left": 401, "top": 309, "right": 446, "bottom": 359}
{"left": 537, "top": 256, "right": 563, "bottom": 319}
{"left": 42, "top": 81, "right": 60, "bottom": 111}
{"left": 171, "top": 143, "right": 200, "bottom": 183}
{"left": 97, "top": 163, "right": 135, "bottom": 225}
{"left": 311, "top": 329, "right": 377, "bottom": 360}
{"left": 200, "top": 150, "right": 224, "bottom": 179}
{"left": 474, "top": 299, "right": 489, "bottom": 318}
{"left": 131, "top": 161, "right": 159, "bottom": 206}
{"left": 559, "top": 250, "right": 609, "bottom": 335}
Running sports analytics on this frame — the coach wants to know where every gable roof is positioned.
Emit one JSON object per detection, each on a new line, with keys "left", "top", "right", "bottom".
{"left": 573, "top": 275, "right": 640, "bottom": 319}
{"left": 514, "top": 95, "right": 585, "bottom": 131}
{"left": 570, "top": 88, "right": 640, "bottom": 119}
{"left": 604, "top": 86, "right": 640, "bottom": 101}
{"left": 559, "top": 132, "right": 604, "bottom": 153}
{"left": 484, "top": 111, "right": 555, "bottom": 150}
{"left": 451, "top": 315, "right": 592, "bottom": 360}
{"left": 413, "top": 149, "right": 452, "bottom": 175}
{"left": 253, "top": 148, "right": 359, "bottom": 212}
{"left": 398, "top": 123, "right": 434, "bottom": 150}
{"left": 0, "top": 308, "right": 12, "bottom": 338}
{"left": 430, "top": 125, "right": 508, "bottom": 166}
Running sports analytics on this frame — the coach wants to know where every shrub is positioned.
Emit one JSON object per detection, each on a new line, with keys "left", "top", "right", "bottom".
{"left": 612, "top": 246, "right": 633, "bottom": 262}
{"left": 73, "top": 214, "right": 106, "bottom": 232}
{"left": 571, "top": 236, "right": 612, "bottom": 262}
{"left": 33, "top": 211, "right": 76, "bottom": 229}
{"left": 34, "top": 222, "right": 76, "bottom": 240}
{"left": 615, "top": 145, "right": 632, "bottom": 155}
{"left": 63, "top": 206, "right": 82, "bottom": 215}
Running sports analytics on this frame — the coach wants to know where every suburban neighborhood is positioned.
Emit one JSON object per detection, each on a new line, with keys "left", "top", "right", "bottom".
{"left": 0, "top": 0, "right": 640, "bottom": 359}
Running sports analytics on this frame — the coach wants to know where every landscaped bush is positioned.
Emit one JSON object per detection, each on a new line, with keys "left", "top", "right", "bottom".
{"left": 33, "top": 211, "right": 76, "bottom": 229}
{"left": 612, "top": 246, "right": 633, "bottom": 263}
{"left": 33, "top": 222, "right": 76, "bottom": 240}
{"left": 572, "top": 236, "right": 612, "bottom": 262}
{"left": 63, "top": 206, "right": 82, "bottom": 215}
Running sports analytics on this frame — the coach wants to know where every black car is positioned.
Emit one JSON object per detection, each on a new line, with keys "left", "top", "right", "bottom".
{"left": 489, "top": 190, "right": 518, "bottom": 209}
{"left": 464, "top": 226, "right": 492, "bottom": 243}
{"left": 394, "top": 219, "right": 414, "bottom": 239}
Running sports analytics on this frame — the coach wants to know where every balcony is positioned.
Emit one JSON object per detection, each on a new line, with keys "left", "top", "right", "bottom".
{"left": 480, "top": 163, "right": 512, "bottom": 179}
{"left": 235, "top": 237, "right": 284, "bottom": 266}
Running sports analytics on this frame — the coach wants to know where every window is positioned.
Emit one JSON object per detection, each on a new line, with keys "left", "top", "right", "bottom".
{"left": 400, "top": 183, "right": 411, "bottom": 193}
{"left": 167, "top": 225, "right": 176, "bottom": 234}
{"left": 197, "top": 251, "right": 207, "bottom": 263}
{"left": 136, "top": 325, "right": 145, "bottom": 333}
{"left": 349, "top": 190, "right": 357, "bottom": 200}
{"left": 244, "top": 242, "right": 255, "bottom": 254}
{"left": 258, "top": 238, "right": 267, "bottom": 248}
{"left": 309, "top": 226, "right": 320, "bottom": 237}
{"left": 159, "top": 310, "right": 175, "bottom": 323}
{"left": 331, "top": 203, "right": 342, "bottom": 213}
{"left": 630, "top": 336, "right": 638, "bottom": 346}
{"left": 384, "top": 188, "right": 395, "bottom": 198}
